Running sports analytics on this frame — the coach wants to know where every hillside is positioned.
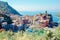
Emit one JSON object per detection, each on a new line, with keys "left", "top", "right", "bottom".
{"left": 0, "top": 1, "right": 22, "bottom": 16}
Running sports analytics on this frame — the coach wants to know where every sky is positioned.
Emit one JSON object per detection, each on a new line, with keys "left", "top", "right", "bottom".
{"left": 1, "top": 0, "right": 60, "bottom": 12}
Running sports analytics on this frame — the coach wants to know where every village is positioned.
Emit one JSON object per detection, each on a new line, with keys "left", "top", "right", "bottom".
{"left": 0, "top": 0, "right": 60, "bottom": 40}
{"left": 0, "top": 11, "right": 58, "bottom": 32}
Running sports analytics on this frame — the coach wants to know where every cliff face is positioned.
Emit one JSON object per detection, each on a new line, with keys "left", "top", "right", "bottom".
{"left": 0, "top": 1, "right": 22, "bottom": 16}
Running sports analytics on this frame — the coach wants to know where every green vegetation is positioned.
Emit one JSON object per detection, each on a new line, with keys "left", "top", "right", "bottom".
{"left": 0, "top": 14, "right": 12, "bottom": 24}
{"left": 0, "top": 25, "right": 60, "bottom": 40}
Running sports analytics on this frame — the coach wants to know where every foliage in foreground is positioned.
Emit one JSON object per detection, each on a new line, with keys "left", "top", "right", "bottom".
{"left": 0, "top": 25, "right": 60, "bottom": 40}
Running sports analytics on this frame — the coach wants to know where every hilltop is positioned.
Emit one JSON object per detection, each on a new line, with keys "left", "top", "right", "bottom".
{"left": 0, "top": 1, "right": 22, "bottom": 16}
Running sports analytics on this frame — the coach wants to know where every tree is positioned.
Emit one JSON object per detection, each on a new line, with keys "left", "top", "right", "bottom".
{"left": 0, "top": 14, "right": 12, "bottom": 24}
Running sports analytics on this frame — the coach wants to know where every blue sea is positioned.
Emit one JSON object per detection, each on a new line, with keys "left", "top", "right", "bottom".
{"left": 20, "top": 11, "right": 60, "bottom": 23}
